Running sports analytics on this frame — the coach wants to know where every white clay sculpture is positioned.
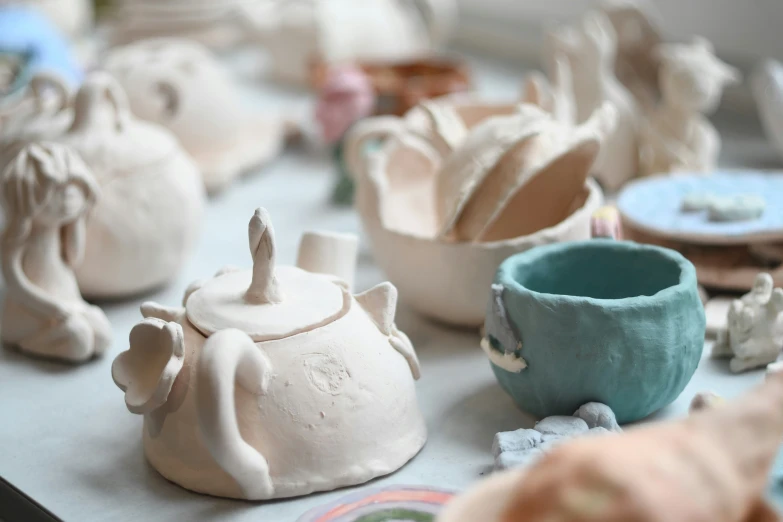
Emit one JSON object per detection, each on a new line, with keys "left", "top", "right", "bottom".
{"left": 639, "top": 37, "right": 740, "bottom": 176}
{"left": 103, "top": 38, "right": 288, "bottom": 193}
{"left": 712, "top": 273, "right": 783, "bottom": 373}
{"left": 111, "top": 208, "right": 426, "bottom": 500}
{"left": 1, "top": 142, "right": 111, "bottom": 362}
{"left": 545, "top": 10, "right": 639, "bottom": 191}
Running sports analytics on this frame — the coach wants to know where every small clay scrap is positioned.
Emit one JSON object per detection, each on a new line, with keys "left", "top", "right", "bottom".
{"left": 708, "top": 195, "right": 766, "bottom": 222}
{"left": 712, "top": 272, "right": 783, "bottom": 373}
{"left": 689, "top": 391, "right": 725, "bottom": 413}
{"left": 493, "top": 402, "right": 620, "bottom": 471}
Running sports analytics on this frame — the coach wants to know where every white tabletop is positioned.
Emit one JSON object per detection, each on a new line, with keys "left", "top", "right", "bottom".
{"left": 1, "top": 52, "right": 782, "bottom": 522}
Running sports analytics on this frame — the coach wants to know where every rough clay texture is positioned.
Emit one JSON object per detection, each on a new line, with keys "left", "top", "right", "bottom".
{"left": 488, "top": 240, "right": 705, "bottom": 423}
{"left": 493, "top": 403, "right": 619, "bottom": 471}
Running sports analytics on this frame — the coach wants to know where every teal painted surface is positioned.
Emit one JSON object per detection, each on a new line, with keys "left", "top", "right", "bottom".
{"left": 487, "top": 240, "right": 705, "bottom": 424}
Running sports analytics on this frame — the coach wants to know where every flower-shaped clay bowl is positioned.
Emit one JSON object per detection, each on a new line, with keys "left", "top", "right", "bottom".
{"left": 348, "top": 125, "right": 604, "bottom": 327}
{"left": 485, "top": 240, "right": 705, "bottom": 423}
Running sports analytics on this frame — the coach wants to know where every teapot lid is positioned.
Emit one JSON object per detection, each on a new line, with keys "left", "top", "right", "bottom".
{"left": 186, "top": 209, "right": 347, "bottom": 342}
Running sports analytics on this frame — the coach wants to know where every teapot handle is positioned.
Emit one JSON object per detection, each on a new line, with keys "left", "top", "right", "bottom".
{"left": 70, "top": 72, "right": 132, "bottom": 133}
{"left": 195, "top": 328, "right": 275, "bottom": 500}
{"left": 343, "top": 116, "right": 407, "bottom": 182}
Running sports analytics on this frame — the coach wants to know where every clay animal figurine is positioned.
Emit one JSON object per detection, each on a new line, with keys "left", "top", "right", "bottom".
{"left": 639, "top": 37, "right": 741, "bottom": 176}
{"left": 752, "top": 60, "right": 783, "bottom": 161}
{"left": 545, "top": 10, "right": 639, "bottom": 191}
{"left": 103, "top": 38, "right": 288, "bottom": 194}
{"left": 242, "top": 0, "right": 458, "bottom": 86}
{"left": 493, "top": 402, "right": 621, "bottom": 471}
{"left": 111, "top": 207, "right": 426, "bottom": 500}
{"left": 712, "top": 272, "right": 783, "bottom": 373}
{"left": 1, "top": 142, "right": 111, "bottom": 362}
{"left": 438, "top": 365, "right": 783, "bottom": 522}
{"left": 347, "top": 101, "right": 607, "bottom": 326}
{"left": 313, "top": 64, "right": 376, "bottom": 205}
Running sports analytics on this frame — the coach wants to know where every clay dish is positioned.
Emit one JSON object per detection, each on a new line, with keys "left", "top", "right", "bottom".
{"left": 103, "top": 38, "right": 287, "bottom": 193}
{"left": 349, "top": 131, "right": 603, "bottom": 327}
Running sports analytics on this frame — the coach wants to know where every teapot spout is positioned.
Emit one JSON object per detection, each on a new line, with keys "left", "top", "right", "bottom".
{"left": 296, "top": 231, "right": 359, "bottom": 289}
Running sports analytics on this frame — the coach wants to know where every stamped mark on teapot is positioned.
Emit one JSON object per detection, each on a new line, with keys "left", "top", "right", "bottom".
{"left": 302, "top": 352, "right": 350, "bottom": 395}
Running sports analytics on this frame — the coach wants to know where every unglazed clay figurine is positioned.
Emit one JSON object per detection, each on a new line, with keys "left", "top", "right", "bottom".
{"left": 752, "top": 60, "right": 783, "bottom": 160}
{"left": 314, "top": 64, "right": 376, "bottom": 205}
{"left": 57, "top": 72, "right": 205, "bottom": 298}
{"left": 712, "top": 273, "right": 783, "bottom": 373}
{"left": 545, "top": 11, "right": 639, "bottom": 191}
{"left": 1, "top": 142, "right": 111, "bottom": 362}
{"left": 438, "top": 366, "right": 783, "bottom": 522}
{"left": 639, "top": 37, "right": 740, "bottom": 176}
{"left": 103, "top": 38, "right": 288, "bottom": 194}
{"left": 111, "top": 208, "right": 426, "bottom": 500}
{"left": 346, "top": 102, "right": 606, "bottom": 326}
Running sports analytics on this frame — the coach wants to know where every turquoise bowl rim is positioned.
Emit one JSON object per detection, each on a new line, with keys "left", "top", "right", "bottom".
{"left": 495, "top": 239, "right": 699, "bottom": 312}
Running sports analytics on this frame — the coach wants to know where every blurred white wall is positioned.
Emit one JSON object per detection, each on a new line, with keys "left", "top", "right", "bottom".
{"left": 457, "top": 0, "right": 783, "bottom": 62}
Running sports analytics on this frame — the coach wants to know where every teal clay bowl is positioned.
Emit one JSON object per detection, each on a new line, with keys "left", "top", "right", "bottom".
{"left": 485, "top": 239, "right": 705, "bottom": 424}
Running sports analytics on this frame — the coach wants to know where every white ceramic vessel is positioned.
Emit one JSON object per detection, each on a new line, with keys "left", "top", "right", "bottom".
{"left": 1, "top": 142, "right": 111, "bottom": 362}
{"left": 346, "top": 103, "right": 606, "bottom": 327}
{"left": 111, "top": 208, "right": 426, "bottom": 500}
{"left": 103, "top": 38, "right": 286, "bottom": 193}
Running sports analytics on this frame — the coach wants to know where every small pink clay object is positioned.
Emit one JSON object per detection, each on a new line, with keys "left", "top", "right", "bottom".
{"left": 590, "top": 205, "right": 623, "bottom": 240}
{"left": 314, "top": 65, "right": 376, "bottom": 145}
{"left": 439, "top": 365, "right": 783, "bottom": 522}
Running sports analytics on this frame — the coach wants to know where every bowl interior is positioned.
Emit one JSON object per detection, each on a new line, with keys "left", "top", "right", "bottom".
{"left": 512, "top": 242, "right": 683, "bottom": 300}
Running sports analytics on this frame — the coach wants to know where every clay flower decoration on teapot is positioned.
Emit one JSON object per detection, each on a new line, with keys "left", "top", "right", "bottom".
{"left": 314, "top": 64, "right": 377, "bottom": 205}
{"left": 1, "top": 142, "right": 111, "bottom": 362}
{"left": 639, "top": 37, "right": 741, "bottom": 176}
{"left": 103, "top": 38, "right": 289, "bottom": 194}
{"left": 439, "top": 366, "right": 783, "bottom": 522}
{"left": 712, "top": 273, "right": 783, "bottom": 373}
{"left": 111, "top": 208, "right": 425, "bottom": 500}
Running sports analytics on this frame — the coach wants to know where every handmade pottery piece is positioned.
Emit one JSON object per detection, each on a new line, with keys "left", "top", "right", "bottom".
{"left": 705, "top": 296, "right": 732, "bottom": 338}
{"left": 297, "top": 485, "right": 455, "bottom": 521}
{"left": 57, "top": 72, "right": 205, "bottom": 298}
{"left": 434, "top": 103, "right": 613, "bottom": 243}
{"left": 590, "top": 205, "right": 622, "bottom": 239}
{"left": 618, "top": 172, "right": 783, "bottom": 245}
{"left": 438, "top": 366, "right": 783, "bottom": 522}
{"left": 347, "top": 106, "right": 605, "bottom": 326}
{"left": 109, "top": 0, "right": 259, "bottom": 49}
{"left": 752, "top": 60, "right": 783, "bottom": 160}
{"left": 0, "top": 50, "right": 30, "bottom": 98}
{"left": 712, "top": 273, "right": 783, "bottom": 373}
{"left": 485, "top": 240, "right": 705, "bottom": 423}
{"left": 103, "top": 38, "right": 287, "bottom": 193}
{"left": 600, "top": 0, "right": 663, "bottom": 111}
{"left": 242, "top": 0, "right": 458, "bottom": 86}
{"left": 1, "top": 142, "right": 111, "bottom": 362}
{"left": 314, "top": 64, "right": 376, "bottom": 205}
{"left": 639, "top": 37, "right": 740, "bottom": 177}
{"left": 493, "top": 402, "right": 620, "bottom": 471}
{"left": 545, "top": 10, "right": 639, "bottom": 191}
{"left": 0, "top": 6, "right": 82, "bottom": 90}
{"left": 111, "top": 208, "right": 426, "bottom": 500}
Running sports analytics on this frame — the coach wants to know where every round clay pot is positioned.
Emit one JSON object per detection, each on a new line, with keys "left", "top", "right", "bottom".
{"left": 487, "top": 240, "right": 705, "bottom": 423}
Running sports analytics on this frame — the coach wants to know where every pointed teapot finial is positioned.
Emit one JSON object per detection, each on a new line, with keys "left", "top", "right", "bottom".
{"left": 245, "top": 208, "right": 283, "bottom": 304}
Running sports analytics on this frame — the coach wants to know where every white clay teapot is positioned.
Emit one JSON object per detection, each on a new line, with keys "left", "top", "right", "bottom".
{"left": 111, "top": 208, "right": 426, "bottom": 500}
{"left": 103, "top": 38, "right": 287, "bottom": 193}
{"left": 57, "top": 72, "right": 205, "bottom": 298}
